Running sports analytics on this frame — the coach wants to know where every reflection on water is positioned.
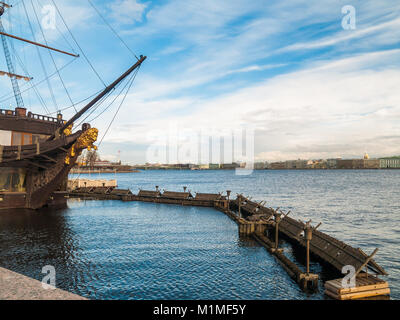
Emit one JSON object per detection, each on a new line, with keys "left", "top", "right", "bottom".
{"left": 0, "top": 170, "right": 398, "bottom": 300}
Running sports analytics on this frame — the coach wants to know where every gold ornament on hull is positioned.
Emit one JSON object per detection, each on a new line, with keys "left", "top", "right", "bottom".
{"left": 65, "top": 128, "right": 99, "bottom": 165}
{"left": 63, "top": 124, "right": 73, "bottom": 136}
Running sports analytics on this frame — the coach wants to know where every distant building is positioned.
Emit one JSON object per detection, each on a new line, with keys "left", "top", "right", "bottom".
{"left": 269, "top": 162, "right": 286, "bottom": 169}
{"left": 364, "top": 159, "right": 380, "bottom": 169}
{"left": 94, "top": 160, "right": 113, "bottom": 167}
{"left": 380, "top": 157, "right": 400, "bottom": 169}
{"left": 285, "top": 160, "right": 307, "bottom": 169}
{"left": 308, "top": 159, "right": 327, "bottom": 169}
{"left": 337, "top": 157, "right": 380, "bottom": 169}
{"left": 327, "top": 158, "right": 340, "bottom": 169}
{"left": 209, "top": 163, "right": 220, "bottom": 170}
{"left": 254, "top": 162, "right": 267, "bottom": 170}
{"left": 175, "top": 164, "right": 190, "bottom": 169}
{"left": 220, "top": 163, "right": 240, "bottom": 169}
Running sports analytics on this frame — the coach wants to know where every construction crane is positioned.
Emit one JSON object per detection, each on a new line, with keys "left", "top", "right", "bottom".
{"left": 0, "top": 3, "right": 25, "bottom": 108}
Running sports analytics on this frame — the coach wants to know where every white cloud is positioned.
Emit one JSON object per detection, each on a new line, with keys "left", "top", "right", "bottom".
{"left": 281, "top": 17, "right": 400, "bottom": 52}
{"left": 96, "top": 49, "right": 400, "bottom": 163}
{"left": 225, "top": 64, "right": 287, "bottom": 76}
{"left": 109, "top": 0, "right": 147, "bottom": 24}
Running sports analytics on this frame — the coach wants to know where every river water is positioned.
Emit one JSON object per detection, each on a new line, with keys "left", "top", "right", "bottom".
{"left": 0, "top": 170, "right": 399, "bottom": 300}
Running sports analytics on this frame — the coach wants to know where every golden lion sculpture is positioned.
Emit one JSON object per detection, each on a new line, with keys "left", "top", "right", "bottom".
{"left": 65, "top": 128, "right": 98, "bottom": 165}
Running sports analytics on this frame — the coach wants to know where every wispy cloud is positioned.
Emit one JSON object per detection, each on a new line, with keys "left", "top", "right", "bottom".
{"left": 109, "top": 0, "right": 148, "bottom": 24}
{"left": 98, "top": 48, "right": 400, "bottom": 163}
{"left": 281, "top": 17, "right": 400, "bottom": 52}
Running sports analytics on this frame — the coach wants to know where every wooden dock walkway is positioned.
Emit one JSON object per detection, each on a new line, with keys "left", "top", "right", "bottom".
{"left": 67, "top": 185, "right": 390, "bottom": 299}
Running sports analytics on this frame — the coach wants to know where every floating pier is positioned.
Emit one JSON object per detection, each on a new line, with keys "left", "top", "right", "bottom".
{"left": 325, "top": 275, "right": 390, "bottom": 300}
{"left": 68, "top": 184, "right": 390, "bottom": 299}
{"left": 67, "top": 178, "right": 117, "bottom": 190}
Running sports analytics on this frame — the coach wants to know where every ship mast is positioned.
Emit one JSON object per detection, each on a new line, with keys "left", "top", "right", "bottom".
{"left": 0, "top": 3, "right": 24, "bottom": 108}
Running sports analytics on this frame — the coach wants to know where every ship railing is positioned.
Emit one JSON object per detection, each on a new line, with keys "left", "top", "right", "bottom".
{"left": 0, "top": 109, "right": 16, "bottom": 116}
{"left": 27, "top": 112, "right": 59, "bottom": 123}
{"left": 0, "top": 109, "right": 62, "bottom": 123}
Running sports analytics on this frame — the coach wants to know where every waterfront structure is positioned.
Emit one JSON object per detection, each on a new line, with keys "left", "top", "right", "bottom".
{"left": 69, "top": 185, "right": 390, "bottom": 299}
{"left": 337, "top": 158, "right": 380, "bottom": 169}
{"left": 327, "top": 158, "right": 340, "bottom": 169}
{"left": 220, "top": 163, "right": 240, "bottom": 169}
{"left": 268, "top": 162, "right": 286, "bottom": 169}
{"left": 68, "top": 179, "right": 117, "bottom": 191}
{"left": 209, "top": 163, "right": 220, "bottom": 169}
{"left": 133, "top": 155, "right": 400, "bottom": 171}
{"left": 380, "top": 157, "right": 400, "bottom": 169}
{"left": 285, "top": 160, "right": 308, "bottom": 169}
{"left": 364, "top": 159, "right": 380, "bottom": 169}
{"left": 254, "top": 162, "right": 267, "bottom": 170}
{"left": 190, "top": 164, "right": 210, "bottom": 170}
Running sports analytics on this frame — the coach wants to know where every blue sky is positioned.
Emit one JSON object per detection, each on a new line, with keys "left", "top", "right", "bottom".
{"left": 1, "top": 0, "right": 400, "bottom": 163}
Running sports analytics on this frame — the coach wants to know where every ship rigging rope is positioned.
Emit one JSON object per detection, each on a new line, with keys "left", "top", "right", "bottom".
{"left": 98, "top": 65, "right": 141, "bottom": 147}
{"left": 73, "top": 65, "right": 140, "bottom": 127}
{"left": 76, "top": 65, "right": 140, "bottom": 128}
{"left": 7, "top": 42, "right": 51, "bottom": 114}
{"left": 87, "top": 0, "right": 139, "bottom": 61}
{"left": 0, "top": 55, "right": 76, "bottom": 104}
{"left": 22, "top": 0, "right": 58, "bottom": 113}
{"left": 32, "top": 0, "right": 77, "bottom": 113}
{"left": 44, "top": 88, "right": 104, "bottom": 116}
{"left": 0, "top": 58, "right": 77, "bottom": 105}
{"left": 74, "top": 87, "right": 116, "bottom": 128}
{"left": 67, "top": 67, "right": 141, "bottom": 186}
{"left": 50, "top": 0, "right": 106, "bottom": 88}
{"left": 86, "top": 69, "right": 139, "bottom": 123}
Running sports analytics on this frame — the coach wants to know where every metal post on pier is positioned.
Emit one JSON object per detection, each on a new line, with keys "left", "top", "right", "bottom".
{"left": 237, "top": 194, "right": 243, "bottom": 219}
{"left": 304, "top": 221, "right": 312, "bottom": 275}
{"left": 226, "top": 190, "right": 231, "bottom": 211}
{"left": 299, "top": 220, "right": 320, "bottom": 291}
{"left": 274, "top": 211, "right": 282, "bottom": 250}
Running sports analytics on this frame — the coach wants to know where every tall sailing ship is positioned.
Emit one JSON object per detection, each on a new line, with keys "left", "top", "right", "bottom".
{"left": 0, "top": 1, "right": 145, "bottom": 210}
